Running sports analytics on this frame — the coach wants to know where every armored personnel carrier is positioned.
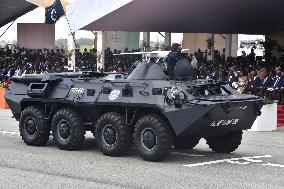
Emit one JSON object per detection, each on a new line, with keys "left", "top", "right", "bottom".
{"left": 5, "top": 62, "right": 262, "bottom": 162}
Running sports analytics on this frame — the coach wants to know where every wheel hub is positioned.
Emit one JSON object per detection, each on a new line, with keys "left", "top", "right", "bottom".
{"left": 102, "top": 125, "right": 117, "bottom": 146}
{"left": 58, "top": 121, "right": 70, "bottom": 139}
{"left": 141, "top": 128, "right": 157, "bottom": 151}
{"left": 25, "top": 117, "right": 36, "bottom": 135}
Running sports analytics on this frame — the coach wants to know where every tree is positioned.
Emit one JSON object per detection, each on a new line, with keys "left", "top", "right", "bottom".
{"left": 260, "top": 37, "right": 277, "bottom": 62}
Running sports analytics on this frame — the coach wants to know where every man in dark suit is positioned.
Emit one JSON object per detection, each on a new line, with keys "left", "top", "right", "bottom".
{"left": 251, "top": 72, "right": 261, "bottom": 95}
{"left": 260, "top": 70, "right": 273, "bottom": 98}
{"left": 272, "top": 71, "right": 284, "bottom": 103}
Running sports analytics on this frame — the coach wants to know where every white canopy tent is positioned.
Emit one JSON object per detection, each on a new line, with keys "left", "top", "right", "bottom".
{"left": 26, "top": 0, "right": 133, "bottom": 71}
{"left": 27, "top": 0, "right": 133, "bottom": 32}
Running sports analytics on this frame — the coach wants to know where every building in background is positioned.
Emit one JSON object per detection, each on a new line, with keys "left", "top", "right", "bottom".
{"left": 17, "top": 23, "right": 55, "bottom": 49}
{"left": 106, "top": 31, "right": 140, "bottom": 51}
{"left": 267, "top": 32, "right": 284, "bottom": 57}
{"left": 182, "top": 33, "right": 238, "bottom": 56}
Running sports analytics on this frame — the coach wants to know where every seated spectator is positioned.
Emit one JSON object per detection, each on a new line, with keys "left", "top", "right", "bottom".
{"left": 266, "top": 70, "right": 284, "bottom": 102}
{"left": 2, "top": 45, "right": 284, "bottom": 103}
{"left": 232, "top": 72, "right": 248, "bottom": 93}
{"left": 250, "top": 71, "right": 261, "bottom": 95}
{"left": 226, "top": 68, "right": 237, "bottom": 87}
{"left": 259, "top": 69, "right": 274, "bottom": 98}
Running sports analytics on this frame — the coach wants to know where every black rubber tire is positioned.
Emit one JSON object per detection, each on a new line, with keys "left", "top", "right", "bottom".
{"left": 51, "top": 108, "right": 85, "bottom": 150}
{"left": 96, "top": 112, "right": 132, "bottom": 157}
{"left": 133, "top": 114, "right": 173, "bottom": 162}
{"left": 206, "top": 131, "right": 243, "bottom": 153}
{"left": 173, "top": 136, "right": 200, "bottom": 149}
{"left": 91, "top": 129, "right": 96, "bottom": 138}
{"left": 19, "top": 106, "right": 50, "bottom": 146}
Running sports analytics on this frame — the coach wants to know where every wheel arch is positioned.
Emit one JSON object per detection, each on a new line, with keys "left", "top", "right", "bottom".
{"left": 95, "top": 105, "right": 176, "bottom": 137}
{"left": 20, "top": 100, "right": 83, "bottom": 122}
{"left": 19, "top": 101, "right": 176, "bottom": 136}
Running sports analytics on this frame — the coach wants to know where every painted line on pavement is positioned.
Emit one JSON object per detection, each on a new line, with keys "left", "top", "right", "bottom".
{"left": 171, "top": 152, "right": 205, "bottom": 157}
{"left": 1, "top": 129, "right": 283, "bottom": 169}
{"left": 183, "top": 155, "right": 272, "bottom": 167}
{"left": 262, "top": 163, "right": 284, "bottom": 168}
{"left": 0, "top": 130, "right": 20, "bottom": 136}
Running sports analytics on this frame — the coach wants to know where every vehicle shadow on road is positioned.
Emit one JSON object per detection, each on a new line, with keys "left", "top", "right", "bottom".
{"left": 43, "top": 136, "right": 259, "bottom": 164}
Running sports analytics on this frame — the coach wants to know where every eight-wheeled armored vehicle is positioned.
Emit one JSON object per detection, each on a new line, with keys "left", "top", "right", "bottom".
{"left": 5, "top": 62, "right": 262, "bottom": 162}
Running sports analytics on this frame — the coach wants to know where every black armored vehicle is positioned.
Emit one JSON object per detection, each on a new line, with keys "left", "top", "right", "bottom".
{"left": 5, "top": 62, "right": 262, "bottom": 162}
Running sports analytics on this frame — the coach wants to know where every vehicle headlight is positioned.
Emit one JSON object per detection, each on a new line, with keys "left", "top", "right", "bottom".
{"left": 171, "top": 87, "right": 182, "bottom": 108}
{"left": 171, "top": 87, "right": 179, "bottom": 97}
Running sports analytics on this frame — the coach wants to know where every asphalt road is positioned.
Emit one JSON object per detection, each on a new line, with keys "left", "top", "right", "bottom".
{"left": 0, "top": 109, "right": 283, "bottom": 189}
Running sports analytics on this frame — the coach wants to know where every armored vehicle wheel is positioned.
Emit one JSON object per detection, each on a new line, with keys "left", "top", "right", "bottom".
{"left": 51, "top": 108, "right": 85, "bottom": 150}
{"left": 91, "top": 130, "right": 96, "bottom": 138}
{"left": 133, "top": 114, "right": 173, "bottom": 162}
{"left": 96, "top": 112, "right": 132, "bottom": 157}
{"left": 19, "top": 106, "right": 50, "bottom": 146}
{"left": 206, "top": 131, "right": 243, "bottom": 153}
{"left": 173, "top": 136, "right": 200, "bottom": 149}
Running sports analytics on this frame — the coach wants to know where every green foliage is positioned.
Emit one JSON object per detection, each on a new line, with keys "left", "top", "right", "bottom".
{"left": 65, "top": 49, "right": 74, "bottom": 61}
{"left": 0, "top": 82, "right": 9, "bottom": 89}
{"left": 55, "top": 38, "right": 94, "bottom": 51}
{"left": 206, "top": 38, "right": 214, "bottom": 49}
{"left": 142, "top": 40, "right": 150, "bottom": 51}
{"left": 259, "top": 37, "right": 278, "bottom": 62}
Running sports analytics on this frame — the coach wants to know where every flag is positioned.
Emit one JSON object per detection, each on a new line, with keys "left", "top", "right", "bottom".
{"left": 45, "top": 0, "right": 65, "bottom": 24}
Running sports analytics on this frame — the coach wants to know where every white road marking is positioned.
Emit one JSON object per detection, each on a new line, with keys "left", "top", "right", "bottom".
{"left": 0, "top": 129, "right": 283, "bottom": 169}
{"left": 0, "top": 130, "right": 20, "bottom": 136}
{"left": 226, "top": 160, "right": 250, "bottom": 165}
{"left": 171, "top": 152, "right": 205, "bottom": 157}
{"left": 183, "top": 155, "right": 272, "bottom": 167}
{"left": 262, "top": 163, "right": 284, "bottom": 168}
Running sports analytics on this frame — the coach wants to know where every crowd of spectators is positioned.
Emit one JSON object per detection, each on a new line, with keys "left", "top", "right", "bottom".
{"left": 0, "top": 46, "right": 97, "bottom": 82}
{"left": 106, "top": 47, "right": 284, "bottom": 103}
{"left": 2, "top": 45, "right": 284, "bottom": 103}
{"left": 75, "top": 48, "right": 97, "bottom": 71}
{"left": 193, "top": 48, "right": 284, "bottom": 103}
{"left": 0, "top": 47, "right": 68, "bottom": 82}
{"left": 104, "top": 47, "right": 142, "bottom": 72}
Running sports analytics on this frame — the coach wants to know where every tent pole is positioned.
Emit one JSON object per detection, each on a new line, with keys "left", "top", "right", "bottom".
{"left": 165, "top": 32, "right": 171, "bottom": 50}
{"left": 91, "top": 31, "right": 97, "bottom": 49}
{"left": 211, "top": 33, "right": 215, "bottom": 62}
{"left": 101, "top": 31, "right": 106, "bottom": 71}
{"left": 67, "top": 31, "right": 76, "bottom": 72}
{"left": 143, "top": 32, "right": 150, "bottom": 51}
{"left": 225, "top": 34, "right": 232, "bottom": 60}
{"left": 207, "top": 33, "right": 215, "bottom": 61}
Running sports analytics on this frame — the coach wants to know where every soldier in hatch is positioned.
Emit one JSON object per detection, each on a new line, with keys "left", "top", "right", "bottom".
{"left": 166, "top": 43, "right": 182, "bottom": 79}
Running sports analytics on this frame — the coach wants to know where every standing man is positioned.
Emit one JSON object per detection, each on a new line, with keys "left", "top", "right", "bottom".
{"left": 166, "top": 43, "right": 182, "bottom": 79}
